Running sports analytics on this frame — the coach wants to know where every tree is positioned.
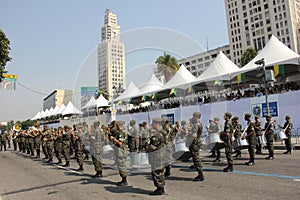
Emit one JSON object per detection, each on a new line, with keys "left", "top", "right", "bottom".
{"left": 97, "top": 89, "right": 110, "bottom": 101}
{"left": 0, "top": 29, "right": 12, "bottom": 82}
{"left": 155, "top": 52, "right": 179, "bottom": 83}
{"left": 240, "top": 47, "right": 258, "bottom": 67}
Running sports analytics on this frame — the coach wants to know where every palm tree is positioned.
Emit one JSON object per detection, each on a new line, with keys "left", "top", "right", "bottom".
{"left": 155, "top": 52, "right": 179, "bottom": 82}
{"left": 240, "top": 47, "right": 258, "bottom": 67}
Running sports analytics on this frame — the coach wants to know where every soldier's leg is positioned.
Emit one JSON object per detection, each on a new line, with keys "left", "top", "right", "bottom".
{"left": 56, "top": 143, "right": 63, "bottom": 164}
{"left": 150, "top": 169, "right": 165, "bottom": 195}
{"left": 92, "top": 155, "right": 103, "bottom": 177}
{"left": 117, "top": 156, "right": 128, "bottom": 186}
{"left": 75, "top": 143, "right": 84, "bottom": 171}
{"left": 47, "top": 142, "right": 54, "bottom": 162}
{"left": 63, "top": 144, "right": 70, "bottom": 166}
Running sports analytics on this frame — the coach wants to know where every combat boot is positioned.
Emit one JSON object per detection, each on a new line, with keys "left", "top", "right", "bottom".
{"left": 117, "top": 177, "right": 128, "bottom": 186}
{"left": 223, "top": 164, "right": 233, "bottom": 172}
{"left": 76, "top": 165, "right": 84, "bottom": 171}
{"left": 63, "top": 161, "right": 70, "bottom": 167}
{"left": 193, "top": 171, "right": 204, "bottom": 181}
{"left": 56, "top": 159, "right": 62, "bottom": 164}
{"left": 47, "top": 158, "right": 53, "bottom": 163}
{"left": 149, "top": 188, "right": 165, "bottom": 196}
{"left": 36, "top": 149, "right": 41, "bottom": 158}
{"left": 164, "top": 166, "right": 171, "bottom": 177}
{"left": 92, "top": 171, "right": 103, "bottom": 178}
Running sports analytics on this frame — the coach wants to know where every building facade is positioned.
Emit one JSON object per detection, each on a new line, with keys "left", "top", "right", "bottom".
{"left": 43, "top": 89, "right": 73, "bottom": 110}
{"left": 98, "top": 9, "right": 126, "bottom": 99}
{"left": 176, "top": 45, "right": 230, "bottom": 78}
{"left": 225, "top": 0, "right": 300, "bottom": 65}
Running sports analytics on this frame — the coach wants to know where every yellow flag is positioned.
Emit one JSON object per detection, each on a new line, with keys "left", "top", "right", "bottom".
{"left": 274, "top": 64, "right": 279, "bottom": 77}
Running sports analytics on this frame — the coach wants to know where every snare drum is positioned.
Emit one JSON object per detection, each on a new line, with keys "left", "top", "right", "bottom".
{"left": 278, "top": 131, "right": 288, "bottom": 140}
{"left": 234, "top": 138, "right": 249, "bottom": 150}
{"left": 173, "top": 138, "right": 191, "bottom": 160}
{"left": 101, "top": 145, "right": 114, "bottom": 155}
{"left": 206, "top": 133, "right": 225, "bottom": 150}
{"left": 131, "top": 152, "right": 149, "bottom": 167}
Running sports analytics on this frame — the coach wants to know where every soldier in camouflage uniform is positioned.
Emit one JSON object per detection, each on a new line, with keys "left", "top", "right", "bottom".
{"left": 54, "top": 127, "right": 63, "bottom": 164}
{"left": 127, "top": 120, "right": 139, "bottom": 153}
{"left": 264, "top": 114, "right": 275, "bottom": 160}
{"left": 188, "top": 112, "right": 205, "bottom": 181}
{"left": 62, "top": 126, "right": 72, "bottom": 167}
{"left": 232, "top": 116, "right": 242, "bottom": 158}
{"left": 109, "top": 121, "right": 129, "bottom": 186}
{"left": 278, "top": 115, "right": 293, "bottom": 154}
{"left": 28, "top": 129, "right": 35, "bottom": 156}
{"left": 221, "top": 112, "right": 234, "bottom": 172}
{"left": 72, "top": 125, "right": 84, "bottom": 171}
{"left": 242, "top": 113, "right": 256, "bottom": 166}
{"left": 41, "top": 126, "right": 49, "bottom": 160}
{"left": 12, "top": 131, "right": 18, "bottom": 150}
{"left": 45, "top": 127, "right": 55, "bottom": 163}
{"left": 0, "top": 131, "right": 7, "bottom": 151}
{"left": 162, "top": 118, "right": 175, "bottom": 177}
{"left": 148, "top": 118, "right": 167, "bottom": 195}
{"left": 254, "top": 116, "right": 263, "bottom": 154}
{"left": 6, "top": 130, "right": 11, "bottom": 148}
{"left": 33, "top": 125, "right": 42, "bottom": 158}
{"left": 90, "top": 123, "right": 104, "bottom": 177}
{"left": 139, "top": 122, "right": 149, "bottom": 152}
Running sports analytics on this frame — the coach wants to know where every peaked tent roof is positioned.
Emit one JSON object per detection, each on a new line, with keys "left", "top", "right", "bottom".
{"left": 32, "top": 111, "right": 41, "bottom": 120}
{"left": 45, "top": 107, "right": 54, "bottom": 118}
{"left": 114, "top": 81, "right": 140, "bottom": 102}
{"left": 234, "top": 35, "right": 300, "bottom": 76}
{"left": 62, "top": 102, "right": 83, "bottom": 116}
{"left": 53, "top": 104, "right": 66, "bottom": 115}
{"left": 193, "top": 51, "right": 241, "bottom": 83}
{"left": 96, "top": 94, "right": 109, "bottom": 107}
{"left": 39, "top": 109, "right": 49, "bottom": 119}
{"left": 82, "top": 96, "right": 97, "bottom": 109}
{"left": 164, "top": 64, "right": 196, "bottom": 89}
{"left": 134, "top": 74, "right": 164, "bottom": 97}
{"left": 48, "top": 106, "right": 59, "bottom": 117}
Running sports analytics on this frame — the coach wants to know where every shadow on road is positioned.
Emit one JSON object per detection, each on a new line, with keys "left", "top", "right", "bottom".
{"left": 104, "top": 185, "right": 152, "bottom": 195}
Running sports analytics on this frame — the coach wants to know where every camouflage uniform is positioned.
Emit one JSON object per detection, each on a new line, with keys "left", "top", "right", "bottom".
{"left": 73, "top": 130, "right": 84, "bottom": 171}
{"left": 222, "top": 112, "right": 234, "bottom": 172}
{"left": 264, "top": 115, "right": 275, "bottom": 159}
{"left": 148, "top": 118, "right": 166, "bottom": 195}
{"left": 54, "top": 129, "right": 63, "bottom": 164}
{"left": 127, "top": 121, "right": 140, "bottom": 152}
{"left": 62, "top": 128, "right": 71, "bottom": 166}
{"left": 162, "top": 121, "right": 175, "bottom": 177}
{"left": 45, "top": 130, "right": 54, "bottom": 162}
{"left": 28, "top": 131, "right": 35, "bottom": 156}
{"left": 254, "top": 118, "right": 263, "bottom": 154}
{"left": 232, "top": 118, "right": 242, "bottom": 157}
{"left": 282, "top": 117, "right": 293, "bottom": 154}
{"left": 244, "top": 114, "right": 256, "bottom": 165}
{"left": 188, "top": 112, "right": 205, "bottom": 181}
{"left": 90, "top": 127, "right": 104, "bottom": 177}
{"left": 33, "top": 129, "right": 41, "bottom": 158}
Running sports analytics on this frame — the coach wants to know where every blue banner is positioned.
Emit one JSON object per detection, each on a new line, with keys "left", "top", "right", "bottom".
{"left": 262, "top": 102, "right": 278, "bottom": 117}
{"left": 161, "top": 113, "right": 175, "bottom": 124}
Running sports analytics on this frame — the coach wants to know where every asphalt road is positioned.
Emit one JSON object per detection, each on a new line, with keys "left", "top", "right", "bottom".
{"left": 0, "top": 148, "right": 299, "bottom": 200}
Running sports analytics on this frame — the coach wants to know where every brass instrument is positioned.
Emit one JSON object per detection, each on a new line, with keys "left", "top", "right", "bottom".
{"left": 13, "top": 124, "right": 21, "bottom": 132}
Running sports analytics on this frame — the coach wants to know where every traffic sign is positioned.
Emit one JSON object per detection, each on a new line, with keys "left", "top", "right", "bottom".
{"left": 2, "top": 74, "right": 18, "bottom": 79}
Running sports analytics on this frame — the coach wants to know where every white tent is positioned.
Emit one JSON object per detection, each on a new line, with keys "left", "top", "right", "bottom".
{"left": 32, "top": 111, "right": 41, "bottom": 120}
{"left": 134, "top": 74, "right": 164, "bottom": 97}
{"left": 114, "top": 81, "right": 140, "bottom": 102}
{"left": 62, "top": 101, "right": 83, "bottom": 116}
{"left": 48, "top": 106, "right": 59, "bottom": 117}
{"left": 164, "top": 64, "right": 196, "bottom": 89}
{"left": 39, "top": 109, "right": 49, "bottom": 119}
{"left": 82, "top": 96, "right": 97, "bottom": 109}
{"left": 45, "top": 107, "right": 54, "bottom": 118}
{"left": 235, "top": 35, "right": 300, "bottom": 76}
{"left": 194, "top": 51, "right": 241, "bottom": 83}
{"left": 96, "top": 94, "right": 109, "bottom": 107}
{"left": 53, "top": 104, "right": 66, "bottom": 116}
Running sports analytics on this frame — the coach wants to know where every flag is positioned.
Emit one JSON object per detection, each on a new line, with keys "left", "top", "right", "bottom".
{"left": 141, "top": 95, "right": 146, "bottom": 101}
{"left": 188, "top": 86, "right": 194, "bottom": 93}
{"left": 274, "top": 64, "right": 285, "bottom": 77}
{"left": 117, "top": 100, "right": 123, "bottom": 105}
{"left": 237, "top": 73, "right": 246, "bottom": 84}
{"left": 170, "top": 88, "right": 176, "bottom": 95}
{"left": 127, "top": 98, "right": 131, "bottom": 103}
{"left": 214, "top": 80, "right": 222, "bottom": 86}
{"left": 151, "top": 93, "right": 157, "bottom": 100}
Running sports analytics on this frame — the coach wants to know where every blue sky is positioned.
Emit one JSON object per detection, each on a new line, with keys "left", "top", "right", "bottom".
{"left": 0, "top": 0, "right": 228, "bottom": 121}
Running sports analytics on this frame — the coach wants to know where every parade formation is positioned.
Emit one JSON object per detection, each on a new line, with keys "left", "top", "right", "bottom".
{"left": 0, "top": 112, "right": 294, "bottom": 196}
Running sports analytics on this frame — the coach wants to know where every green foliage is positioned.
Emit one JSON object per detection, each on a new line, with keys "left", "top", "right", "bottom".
{"left": 240, "top": 47, "right": 258, "bottom": 67}
{"left": 0, "top": 29, "right": 12, "bottom": 82}
{"left": 155, "top": 52, "right": 179, "bottom": 82}
{"left": 20, "top": 119, "right": 36, "bottom": 130}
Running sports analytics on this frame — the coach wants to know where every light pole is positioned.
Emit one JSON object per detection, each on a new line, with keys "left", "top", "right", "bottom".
{"left": 255, "top": 58, "right": 269, "bottom": 115}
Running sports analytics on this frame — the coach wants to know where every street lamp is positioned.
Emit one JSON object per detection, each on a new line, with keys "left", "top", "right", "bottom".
{"left": 255, "top": 58, "right": 274, "bottom": 115}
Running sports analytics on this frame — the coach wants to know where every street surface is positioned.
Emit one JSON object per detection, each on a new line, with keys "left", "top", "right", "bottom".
{"left": 0, "top": 148, "right": 299, "bottom": 200}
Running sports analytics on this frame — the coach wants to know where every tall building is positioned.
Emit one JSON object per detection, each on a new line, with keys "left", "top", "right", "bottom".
{"left": 43, "top": 89, "right": 73, "bottom": 110}
{"left": 225, "top": 0, "right": 300, "bottom": 65}
{"left": 98, "top": 9, "right": 126, "bottom": 99}
{"left": 176, "top": 45, "right": 231, "bottom": 77}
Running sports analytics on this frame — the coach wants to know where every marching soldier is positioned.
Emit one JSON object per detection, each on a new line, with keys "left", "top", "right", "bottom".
{"left": 232, "top": 116, "right": 242, "bottom": 158}
{"left": 264, "top": 114, "right": 275, "bottom": 160}
{"left": 12, "top": 131, "right": 18, "bottom": 150}
{"left": 45, "top": 127, "right": 55, "bottom": 163}
{"left": 0, "top": 130, "right": 7, "bottom": 151}
{"left": 127, "top": 120, "right": 139, "bottom": 153}
{"left": 242, "top": 113, "right": 256, "bottom": 166}
{"left": 54, "top": 127, "right": 63, "bottom": 164}
{"left": 72, "top": 126, "right": 84, "bottom": 171}
{"left": 277, "top": 115, "right": 293, "bottom": 154}
{"left": 6, "top": 130, "right": 11, "bottom": 148}
{"left": 162, "top": 118, "right": 175, "bottom": 177}
{"left": 147, "top": 118, "right": 167, "bottom": 195}
{"left": 221, "top": 112, "right": 234, "bottom": 172}
{"left": 62, "top": 126, "right": 72, "bottom": 167}
{"left": 90, "top": 123, "right": 104, "bottom": 177}
{"left": 188, "top": 112, "right": 205, "bottom": 181}
{"left": 254, "top": 116, "right": 263, "bottom": 154}
{"left": 41, "top": 126, "right": 49, "bottom": 160}
{"left": 139, "top": 122, "right": 149, "bottom": 152}
{"left": 28, "top": 129, "right": 35, "bottom": 156}
{"left": 33, "top": 124, "right": 42, "bottom": 159}
{"left": 108, "top": 121, "right": 129, "bottom": 186}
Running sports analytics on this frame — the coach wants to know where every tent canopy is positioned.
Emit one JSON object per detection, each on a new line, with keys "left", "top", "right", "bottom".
{"left": 62, "top": 101, "right": 83, "bottom": 116}
{"left": 96, "top": 94, "right": 109, "bottom": 107}
{"left": 163, "top": 64, "right": 196, "bottom": 89}
{"left": 114, "top": 81, "right": 140, "bottom": 102}
{"left": 54, "top": 104, "right": 66, "bottom": 115}
{"left": 82, "top": 96, "right": 97, "bottom": 109}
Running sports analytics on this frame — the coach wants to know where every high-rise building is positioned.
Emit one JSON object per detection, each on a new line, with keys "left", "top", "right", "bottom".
{"left": 98, "top": 9, "right": 126, "bottom": 99}
{"left": 225, "top": 0, "right": 300, "bottom": 65}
